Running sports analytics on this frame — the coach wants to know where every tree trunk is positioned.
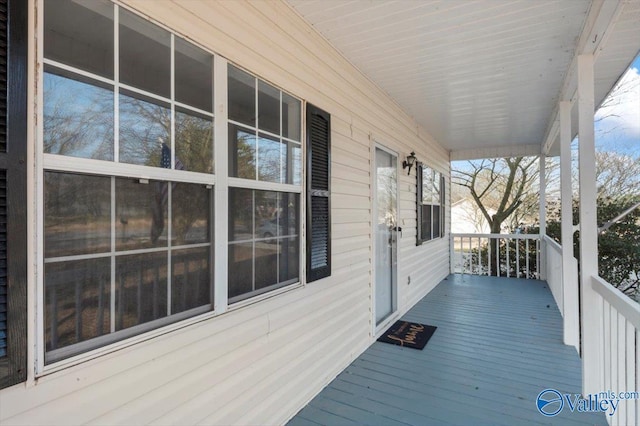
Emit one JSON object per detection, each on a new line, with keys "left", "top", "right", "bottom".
{"left": 489, "top": 221, "right": 502, "bottom": 276}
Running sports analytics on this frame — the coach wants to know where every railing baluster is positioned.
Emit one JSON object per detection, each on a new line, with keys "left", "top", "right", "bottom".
{"left": 618, "top": 313, "right": 626, "bottom": 425}
{"left": 476, "top": 237, "right": 482, "bottom": 275}
{"left": 516, "top": 237, "right": 520, "bottom": 278}
{"left": 631, "top": 328, "right": 640, "bottom": 424}
{"left": 506, "top": 238, "right": 510, "bottom": 278}
{"left": 468, "top": 237, "right": 472, "bottom": 274}
{"left": 536, "top": 239, "right": 540, "bottom": 279}
{"left": 496, "top": 237, "right": 500, "bottom": 277}
{"left": 526, "top": 239, "right": 530, "bottom": 279}
{"left": 628, "top": 321, "right": 637, "bottom": 426}
{"left": 604, "top": 301, "right": 611, "bottom": 393}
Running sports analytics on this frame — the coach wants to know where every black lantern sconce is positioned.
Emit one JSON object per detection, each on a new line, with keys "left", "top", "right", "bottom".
{"left": 402, "top": 151, "right": 417, "bottom": 175}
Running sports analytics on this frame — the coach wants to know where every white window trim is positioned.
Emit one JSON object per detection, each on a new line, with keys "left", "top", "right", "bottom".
{"left": 418, "top": 164, "right": 445, "bottom": 244}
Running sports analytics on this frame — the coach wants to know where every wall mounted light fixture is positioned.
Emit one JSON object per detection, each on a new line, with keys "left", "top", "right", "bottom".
{"left": 402, "top": 151, "right": 417, "bottom": 175}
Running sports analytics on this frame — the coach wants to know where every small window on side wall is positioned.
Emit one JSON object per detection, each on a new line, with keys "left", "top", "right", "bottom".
{"left": 417, "top": 163, "right": 445, "bottom": 245}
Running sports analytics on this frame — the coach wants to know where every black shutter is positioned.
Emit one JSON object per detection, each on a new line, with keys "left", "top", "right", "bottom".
{"left": 416, "top": 162, "right": 424, "bottom": 245}
{"left": 440, "top": 174, "right": 446, "bottom": 237}
{"left": 0, "top": 0, "right": 28, "bottom": 389}
{"left": 306, "top": 104, "right": 331, "bottom": 283}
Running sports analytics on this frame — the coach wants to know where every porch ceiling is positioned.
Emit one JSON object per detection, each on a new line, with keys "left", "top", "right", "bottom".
{"left": 287, "top": 0, "right": 640, "bottom": 159}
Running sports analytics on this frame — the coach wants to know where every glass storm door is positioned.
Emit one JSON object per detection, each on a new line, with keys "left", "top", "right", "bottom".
{"left": 374, "top": 147, "right": 398, "bottom": 326}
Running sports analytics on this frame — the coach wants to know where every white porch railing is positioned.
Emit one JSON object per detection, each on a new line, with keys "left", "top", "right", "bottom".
{"left": 451, "top": 233, "right": 540, "bottom": 279}
{"left": 590, "top": 275, "right": 640, "bottom": 426}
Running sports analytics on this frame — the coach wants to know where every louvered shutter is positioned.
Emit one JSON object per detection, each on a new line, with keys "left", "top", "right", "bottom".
{"left": 0, "top": 0, "right": 27, "bottom": 389}
{"left": 306, "top": 104, "right": 331, "bottom": 283}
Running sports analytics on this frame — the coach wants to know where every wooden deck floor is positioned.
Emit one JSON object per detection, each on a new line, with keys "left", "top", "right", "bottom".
{"left": 288, "top": 274, "right": 606, "bottom": 426}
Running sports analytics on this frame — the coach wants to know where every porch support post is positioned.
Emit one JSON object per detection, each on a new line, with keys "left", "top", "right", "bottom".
{"left": 577, "top": 53, "right": 601, "bottom": 395}
{"left": 560, "top": 100, "right": 579, "bottom": 351}
{"left": 538, "top": 154, "right": 546, "bottom": 280}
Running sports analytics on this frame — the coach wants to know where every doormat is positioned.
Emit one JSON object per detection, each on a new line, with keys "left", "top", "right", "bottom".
{"left": 377, "top": 321, "right": 437, "bottom": 350}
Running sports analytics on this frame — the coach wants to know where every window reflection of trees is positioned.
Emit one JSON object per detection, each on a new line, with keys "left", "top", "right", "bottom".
{"left": 44, "top": 72, "right": 114, "bottom": 160}
{"left": 119, "top": 92, "right": 171, "bottom": 167}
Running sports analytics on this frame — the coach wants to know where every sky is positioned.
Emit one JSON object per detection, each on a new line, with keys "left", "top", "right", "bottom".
{"left": 593, "top": 55, "right": 640, "bottom": 156}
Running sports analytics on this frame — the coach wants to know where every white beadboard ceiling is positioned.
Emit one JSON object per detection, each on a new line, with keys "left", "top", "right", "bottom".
{"left": 287, "top": 0, "right": 640, "bottom": 157}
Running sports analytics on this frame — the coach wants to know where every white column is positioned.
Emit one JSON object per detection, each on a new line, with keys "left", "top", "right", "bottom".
{"left": 538, "top": 155, "right": 546, "bottom": 280}
{"left": 560, "top": 100, "right": 579, "bottom": 351}
{"left": 578, "top": 54, "right": 601, "bottom": 395}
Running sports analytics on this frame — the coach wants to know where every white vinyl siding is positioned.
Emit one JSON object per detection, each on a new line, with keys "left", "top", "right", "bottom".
{"left": 0, "top": 1, "right": 449, "bottom": 425}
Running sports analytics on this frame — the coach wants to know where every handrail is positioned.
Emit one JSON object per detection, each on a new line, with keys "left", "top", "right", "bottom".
{"left": 592, "top": 275, "right": 640, "bottom": 328}
{"left": 543, "top": 235, "right": 562, "bottom": 252}
{"left": 451, "top": 232, "right": 540, "bottom": 240}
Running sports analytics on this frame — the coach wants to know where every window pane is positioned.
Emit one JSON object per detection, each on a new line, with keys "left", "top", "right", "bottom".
{"left": 422, "top": 167, "right": 433, "bottom": 204}
{"left": 228, "top": 242, "right": 253, "bottom": 299}
{"left": 172, "top": 247, "right": 211, "bottom": 314}
{"left": 255, "top": 191, "right": 279, "bottom": 237}
{"left": 257, "top": 133, "right": 282, "bottom": 183}
{"left": 258, "top": 81, "right": 280, "bottom": 135}
{"left": 282, "top": 93, "right": 301, "bottom": 141}
{"left": 283, "top": 142, "right": 302, "bottom": 185}
{"left": 255, "top": 240, "right": 278, "bottom": 290}
{"left": 116, "top": 178, "right": 167, "bottom": 251}
{"left": 44, "top": 0, "right": 114, "bottom": 79}
{"left": 45, "top": 258, "right": 111, "bottom": 352}
{"left": 433, "top": 205, "right": 441, "bottom": 239}
{"left": 175, "top": 109, "right": 214, "bottom": 174}
{"left": 229, "top": 124, "right": 256, "bottom": 179}
{"left": 119, "top": 8, "right": 171, "bottom": 98}
{"left": 255, "top": 191, "right": 283, "bottom": 290}
{"left": 175, "top": 37, "right": 213, "bottom": 112}
{"left": 421, "top": 205, "right": 432, "bottom": 241}
{"left": 115, "top": 252, "right": 168, "bottom": 330}
{"left": 229, "top": 188, "right": 253, "bottom": 242}
{"left": 172, "top": 183, "right": 211, "bottom": 245}
{"left": 45, "top": 172, "right": 111, "bottom": 258}
{"left": 432, "top": 172, "right": 441, "bottom": 204}
{"left": 119, "top": 90, "right": 171, "bottom": 167}
{"left": 228, "top": 65, "right": 255, "bottom": 127}
{"left": 44, "top": 70, "right": 114, "bottom": 160}
{"left": 277, "top": 193, "right": 299, "bottom": 237}
{"left": 279, "top": 237, "right": 299, "bottom": 283}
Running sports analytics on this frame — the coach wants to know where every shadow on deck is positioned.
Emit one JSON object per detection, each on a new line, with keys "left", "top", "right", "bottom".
{"left": 288, "top": 274, "right": 606, "bottom": 425}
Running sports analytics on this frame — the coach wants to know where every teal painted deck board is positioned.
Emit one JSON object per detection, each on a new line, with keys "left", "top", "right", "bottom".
{"left": 288, "top": 274, "right": 607, "bottom": 425}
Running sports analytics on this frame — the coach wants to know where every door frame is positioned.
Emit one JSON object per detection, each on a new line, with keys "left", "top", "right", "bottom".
{"left": 371, "top": 142, "right": 400, "bottom": 337}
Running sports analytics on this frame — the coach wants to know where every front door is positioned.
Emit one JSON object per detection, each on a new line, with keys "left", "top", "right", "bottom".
{"left": 374, "top": 147, "right": 398, "bottom": 326}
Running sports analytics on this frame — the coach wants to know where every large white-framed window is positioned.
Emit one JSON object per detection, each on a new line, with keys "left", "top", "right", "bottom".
{"left": 417, "top": 163, "right": 445, "bottom": 244}
{"left": 38, "top": 0, "right": 305, "bottom": 369}
{"left": 227, "top": 64, "right": 303, "bottom": 303}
